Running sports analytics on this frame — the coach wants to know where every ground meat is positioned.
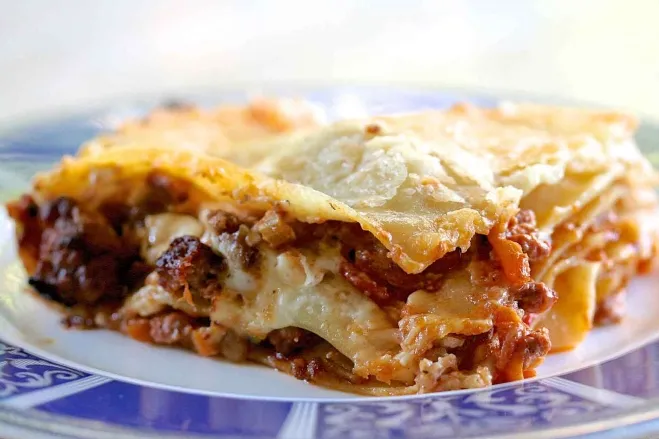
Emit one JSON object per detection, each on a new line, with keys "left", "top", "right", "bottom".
{"left": 270, "top": 354, "right": 323, "bottom": 381}
{"left": 289, "top": 357, "right": 323, "bottom": 380}
{"left": 336, "top": 224, "right": 467, "bottom": 304}
{"left": 448, "top": 331, "right": 492, "bottom": 371}
{"left": 126, "top": 261, "right": 157, "bottom": 287}
{"left": 505, "top": 210, "right": 551, "bottom": 261}
{"left": 155, "top": 236, "right": 225, "bottom": 299}
{"left": 23, "top": 197, "right": 141, "bottom": 306}
{"left": 491, "top": 308, "right": 551, "bottom": 382}
{"left": 116, "top": 310, "right": 212, "bottom": 348}
{"left": 218, "top": 225, "right": 260, "bottom": 269}
{"left": 117, "top": 311, "right": 203, "bottom": 348}
{"left": 290, "top": 221, "right": 338, "bottom": 246}
{"left": 115, "top": 309, "right": 249, "bottom": 362}
{"left": 339, "top": 260, "right": 395, "bottom": 305}
{"left": 146, "top": 171, "right": 190, "bottom": 206}
{"left": 266, "top": 327, "right": 321, "bottom": 356}
{"left": 207, "top": 210, "right": 242, "bottom": 235}
{"left": 517, "top": 330, "right": 551, "bottom": 370}
{"left": 31, "top": 255, "right": 122, "bottom": 305}
{"left": 7, "top": 192, "right": 183, "bottom": 309}
{"left": 253, "top": 209, "right": 296, "bottom": 248}
{"left": 97, "top": 202, "right": 133, "bottom": 234}
{"left": 81, "top": 172, "right": 193, "bottom": 233}
{"left": 149, "top": 311, "right": 197, "bottom": 345}
{"left": 128, "top": 171, "right": 191, "bottom": 219}
{"left": 514, "top": 281, "right": 557, "bottom": 314}
{"left": 62, "top": 300, "right": 129, "bottom": 331}
{"left": 352, "top": 242, "right": 465, "bottom": 293}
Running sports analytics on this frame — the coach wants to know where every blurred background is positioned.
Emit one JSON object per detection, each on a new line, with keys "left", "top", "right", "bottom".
{"left": 0, "top": 0, "right": 658, "bottom": 121}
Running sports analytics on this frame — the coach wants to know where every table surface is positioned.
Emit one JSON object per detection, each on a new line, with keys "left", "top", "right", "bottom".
{"left": 0, "top": 0, "right": 657, "bottom": 122}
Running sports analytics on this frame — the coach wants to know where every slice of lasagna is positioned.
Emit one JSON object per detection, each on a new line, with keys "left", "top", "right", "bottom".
{"left": 6, "top": 101, "right": 658, "bottom": 395}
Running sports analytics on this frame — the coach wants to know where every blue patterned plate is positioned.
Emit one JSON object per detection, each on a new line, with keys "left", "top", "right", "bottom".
{"left": 1, "top": 88, "right": 659, "bottom": 439}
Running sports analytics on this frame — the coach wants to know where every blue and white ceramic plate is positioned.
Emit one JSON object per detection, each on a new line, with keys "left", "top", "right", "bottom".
{"left": 1, "top": 88, "right": 659, "bottom": 439}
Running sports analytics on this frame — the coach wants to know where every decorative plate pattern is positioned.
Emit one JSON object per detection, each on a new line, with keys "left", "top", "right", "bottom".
{"left": 1, "top": 338, "right": 659, "bottom": 438}
{"left": 1, "top": 87, "right": 659, "bottom": 439}
{"left": 0, "top": 342, "right": 91, "bottom": 400}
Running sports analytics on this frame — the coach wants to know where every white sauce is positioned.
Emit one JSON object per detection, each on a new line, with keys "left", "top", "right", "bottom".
{"left": 142, "top": 213, "right": 204, "bottom": 264}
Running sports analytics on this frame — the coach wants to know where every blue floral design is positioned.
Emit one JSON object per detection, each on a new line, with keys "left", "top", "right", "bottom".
{"left": 0, "top": 342, "right": 89, "bottom": 399}
{"left": 317, "top": 382, "right": 617, "bottom": 438}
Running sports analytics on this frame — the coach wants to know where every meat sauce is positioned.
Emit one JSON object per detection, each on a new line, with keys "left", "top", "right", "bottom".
{"left": 337, "top": 226, "right": 468, "bottom": 306}
{"left": 9, "top": 178, "right": 554, "bottom": 386}
{"left": 8, "top": 196, "right": 145, "bottom": 306}
{"left": 155, "top": 236, "right": 224, "bottom": 300}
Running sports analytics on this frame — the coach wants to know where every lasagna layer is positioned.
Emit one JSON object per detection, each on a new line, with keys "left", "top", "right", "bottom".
{"left": 6, "top": 101, "right": 659, "bottom": 395}
{"left": 8, "top": 182, "right": 555, "bottom": 394}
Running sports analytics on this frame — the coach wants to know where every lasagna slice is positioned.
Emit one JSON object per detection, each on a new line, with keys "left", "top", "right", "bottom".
{"left": 6, "top": 102, "right": 658, "bottom": 395}
{"left": 80, "top": 97, "right": 325, "bottom": 165}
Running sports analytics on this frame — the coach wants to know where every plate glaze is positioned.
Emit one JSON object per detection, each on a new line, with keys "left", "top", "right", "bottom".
{"left": 1, "top": 88, "right": 659, "bottom": 438}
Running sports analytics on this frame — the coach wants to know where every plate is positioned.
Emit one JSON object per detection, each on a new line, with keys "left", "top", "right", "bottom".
{"left": 2, "top": 87, "right": 659, "bottom": 438}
